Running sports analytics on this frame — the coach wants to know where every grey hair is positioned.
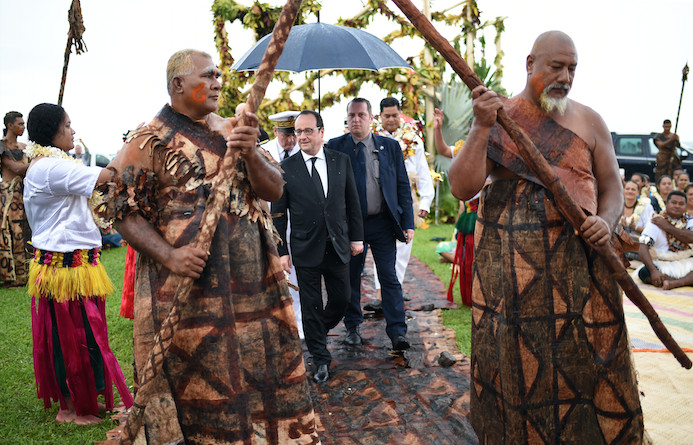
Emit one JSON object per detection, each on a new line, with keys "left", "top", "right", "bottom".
{"left": 166, "top": 49, "right": 212, "bottom": 95}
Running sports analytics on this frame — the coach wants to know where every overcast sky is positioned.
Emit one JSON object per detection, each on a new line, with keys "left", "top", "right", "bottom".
{"left": 1, "top": 0, "right": 692, "bottom": 158}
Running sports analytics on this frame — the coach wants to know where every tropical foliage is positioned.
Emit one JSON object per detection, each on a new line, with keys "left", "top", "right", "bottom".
{"left": 431, "top": 58, "right": 506, "bottom": 222}
{"left": 211, "top": 0, "right": 506, "bottom": 131}
{"left": 211, "top": 1, "right": 509, "bottom": 223}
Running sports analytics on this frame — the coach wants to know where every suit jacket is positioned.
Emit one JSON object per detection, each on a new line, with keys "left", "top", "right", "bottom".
{"left": 272, "top": 148, "right": 364, "bottom": 268}
{"left": 326, "top": 132, "right": 414, "bottom": 242}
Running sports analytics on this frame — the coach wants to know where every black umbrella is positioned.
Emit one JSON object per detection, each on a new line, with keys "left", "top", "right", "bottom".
{"left": 232, "top": 22, "right": 411, "bottom": 111}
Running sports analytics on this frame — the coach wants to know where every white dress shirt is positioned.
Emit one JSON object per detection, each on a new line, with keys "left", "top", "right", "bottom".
{"left": 24, "top": 157, "right": 102, "bottom": 252}
{"left": 301, "top": 147, "right": 328, "bottom": 197}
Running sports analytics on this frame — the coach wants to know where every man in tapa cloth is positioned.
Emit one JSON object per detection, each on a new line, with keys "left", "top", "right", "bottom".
{"left": 0, "top": 111, "right": 31, "bottom": 287}
{"left": 99, "top": 49, "right": 320, "bottom": 444}
{"left": 449, "top": 31, "right": 644, "bottom": 443}
{"left": 654, "top": 118, "right": 681, "bottom": 181}
{"left": 637, "top": 190, "right": 693, "bottom": 290}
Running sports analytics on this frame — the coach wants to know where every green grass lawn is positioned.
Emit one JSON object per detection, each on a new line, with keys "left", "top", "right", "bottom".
{"left": 0, "top": 223, "right": 470, "bottom": 443}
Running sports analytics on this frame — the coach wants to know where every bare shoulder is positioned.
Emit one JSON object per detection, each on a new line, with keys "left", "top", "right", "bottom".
{"left": 561, "top": 100, "right": 611, "bottom": 151}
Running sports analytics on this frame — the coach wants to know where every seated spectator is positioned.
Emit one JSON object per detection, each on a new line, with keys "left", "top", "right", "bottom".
{"left": 653, "top": 175, "right": 673, "bottom": 213}
{"left": 630, "top": 172, "right": 647, "bottom": 193}
{"left": 637, "top": 190, "right": 693, "bottom": 290}
{"left": 101, "top": 226, "right": 125, "bottom": 249}
{"left": 685, "top": 184, "right": 693, "bottom": 216}
{"left": 676, "top": 171, "right": 690, "bottom": 191}
{"left": 435, "top": 239, "right": 456, "bottom": 263}
{"left": 673, "top": 167, "right": 685, "bottom": 185}
{"left": 621, "top": 180, "right": 655, "bottom": 240}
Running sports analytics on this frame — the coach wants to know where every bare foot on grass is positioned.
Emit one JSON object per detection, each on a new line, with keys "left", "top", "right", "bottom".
{"left": 73, "top": 414, "right": 104, "bottom": 425}
{"left": 56, "top": 409, "right": 75, "bottom": 423}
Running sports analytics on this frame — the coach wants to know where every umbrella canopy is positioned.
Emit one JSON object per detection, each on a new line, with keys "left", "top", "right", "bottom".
{"left": 232, "top": 23, "right": 411, "bottom": 73}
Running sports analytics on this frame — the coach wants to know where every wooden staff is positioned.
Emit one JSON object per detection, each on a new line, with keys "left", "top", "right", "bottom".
{"left": 118, "top": 1, "right": 304, "bottom": 442}
{"left": 392, "top": 0, "right": 691, "bottom": 369}
{"left": 58, "top": 0, "right": 87, "bottom": 106}
{"left": 674, "top": 63, "right": 689, "bottom": 134}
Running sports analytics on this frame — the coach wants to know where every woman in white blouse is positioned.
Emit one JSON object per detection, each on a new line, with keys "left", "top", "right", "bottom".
{"left": 24, "top": 103, "right": 132, "bottom": 425}
{"left": 622, "top": 179, "right": 655, "bottom": 240}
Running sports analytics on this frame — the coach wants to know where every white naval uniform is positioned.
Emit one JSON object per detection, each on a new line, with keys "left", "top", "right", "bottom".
{"left": 262, "top": 138, "right": 300, "bottom": 163}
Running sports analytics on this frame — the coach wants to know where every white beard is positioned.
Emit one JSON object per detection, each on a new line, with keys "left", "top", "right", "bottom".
{"left": 539, "top": 93, "right": 568, "bottom": 115}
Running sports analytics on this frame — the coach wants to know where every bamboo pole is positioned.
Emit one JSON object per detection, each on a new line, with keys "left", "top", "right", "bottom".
{"left": 391, "top": 0, "right": 691, "bottom": 369}
{"left": 118, "top": 1, "right": 304, "bottom": 442}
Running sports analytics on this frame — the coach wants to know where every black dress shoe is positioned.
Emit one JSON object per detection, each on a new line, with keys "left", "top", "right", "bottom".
{"left": 345, "top": 327, "right": 363, "bottom": 345}
{"left": 313, "top": 364, "right": 329, "bottom": 383}
{"left": 392, "top": 335, "right": 411, "bottom": 350}
{"left": 363, "top": 300, "right": 383, "bottom": 312}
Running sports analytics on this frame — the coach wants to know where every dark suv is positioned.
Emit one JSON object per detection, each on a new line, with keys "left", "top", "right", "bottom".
{"left": 612, "top": 132, "right": 693, "bottom": 180}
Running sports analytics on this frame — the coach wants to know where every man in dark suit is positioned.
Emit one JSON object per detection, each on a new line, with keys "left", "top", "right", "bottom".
{"left": 326, "top": 98, "right": 415, "bottom": 351}
{"left": 272, "top": 110, "right": 364, "bottom": 383}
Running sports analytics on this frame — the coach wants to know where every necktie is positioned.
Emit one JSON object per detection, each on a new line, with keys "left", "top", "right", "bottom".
{"left": 283, "top": 149, "right": 291, "bottom": 160}
{"left": 355, "top": 142, "right": 367, "bottom": 217}
{"left": 310, "top": 157, "right": 325, "bottom": 203}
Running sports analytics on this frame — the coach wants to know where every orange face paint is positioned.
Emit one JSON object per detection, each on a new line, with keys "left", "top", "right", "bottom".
{"left": 192, "top": 83, "right": 207, "bottom": 103}
{"left": 531, "top": 73, "right": 545, "bottom": 96}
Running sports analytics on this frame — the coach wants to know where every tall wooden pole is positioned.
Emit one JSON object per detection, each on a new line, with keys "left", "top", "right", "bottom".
{"left": 675, "top": 63, "right": 689, "bottom": 134}
{"left": 422, "top": 0, "right": 435, "bottom": 160}
{"left": 391, "top": 0, "right": 691, "bottom": 369}
{"left": 58, "top": 0, "right": 87, "bottom": 106}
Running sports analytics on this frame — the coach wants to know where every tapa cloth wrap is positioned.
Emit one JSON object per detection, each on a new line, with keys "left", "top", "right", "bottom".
{"left": 0, "top": 175, "right": 31, "bottom": 285}
{"left": 470, "top": 98, "right": 643, "bottom": 444}
{"left": 97, "top": 105, "right": 319, "bottom": 444}
{"left": 486, "top": 97, "right": 598, "bottom": 216}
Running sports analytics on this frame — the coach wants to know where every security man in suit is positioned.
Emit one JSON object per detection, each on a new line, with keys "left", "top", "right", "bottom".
{"left": 326, "top": 98, "right": 415, "bottom": 351}
{"left": 272, "top": 110, "right": 364, "bottom": 383}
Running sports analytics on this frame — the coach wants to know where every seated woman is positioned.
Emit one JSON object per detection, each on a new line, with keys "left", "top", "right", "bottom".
{"left": 686, "top": 183, "right": 693, "bottom": 216}
{"left": 24, "top": 103, "right": 133, "bottom": 425}
{"left": 622, "top": 180, "right": 655, "bottom": 241}
{"left": 652, "top": 174, "right": 673, "bottom": 213}
{"left": 676, "top": 171, "right": 690, "bottom": 191}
